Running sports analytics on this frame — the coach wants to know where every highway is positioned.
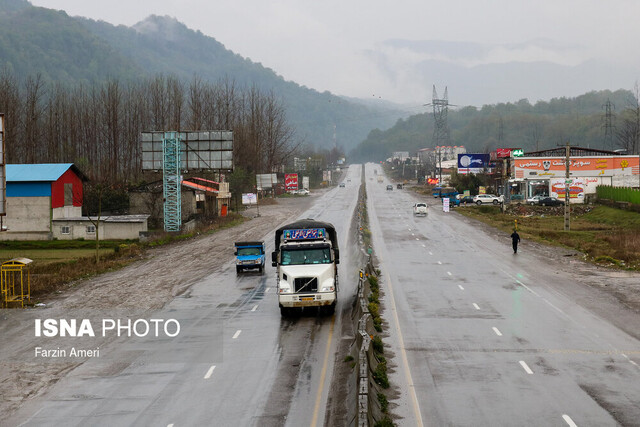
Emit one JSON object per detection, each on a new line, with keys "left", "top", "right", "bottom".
{"left": 365, "top": 164, "right": 640, "bottom": 426}
{"left": 10, "top": 165, "right": 362, "bottom": 427}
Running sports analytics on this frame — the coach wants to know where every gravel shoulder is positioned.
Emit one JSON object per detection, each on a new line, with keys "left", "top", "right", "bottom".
{"left": 0, "top": 195, "right": 314, "bottom": 417}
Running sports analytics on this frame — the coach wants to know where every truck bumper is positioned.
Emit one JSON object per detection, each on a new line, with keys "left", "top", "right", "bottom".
{"left": 279, "top": 293, "right": 336, "bottom": 307}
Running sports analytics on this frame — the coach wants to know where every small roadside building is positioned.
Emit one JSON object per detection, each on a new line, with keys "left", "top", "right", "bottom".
{"left": 2, "top": 163, "right": 148, "bottom": 240}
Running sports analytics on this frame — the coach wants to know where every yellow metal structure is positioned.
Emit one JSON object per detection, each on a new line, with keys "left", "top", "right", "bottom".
{"left": 1, "top": 258, "right": 32, "bottom": 308}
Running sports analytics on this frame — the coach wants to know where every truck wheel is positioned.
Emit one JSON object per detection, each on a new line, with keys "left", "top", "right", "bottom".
{"left": 280, "top": 307, "right": 290, "bottom": 317}
{"left": 236, "top": 266, "right": 241, "bottom": 274}
{"left": 325, "top": 304, "right": 336, "bottom": 316}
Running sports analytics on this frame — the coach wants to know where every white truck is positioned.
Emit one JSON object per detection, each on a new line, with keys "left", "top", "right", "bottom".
{"left": 272, "top": 219, "right": 339, "bottom": 316}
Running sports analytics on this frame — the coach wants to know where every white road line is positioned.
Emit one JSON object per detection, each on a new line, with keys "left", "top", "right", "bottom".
{"left": 415, "top": 238, "right": 419, "bottom": 241}
{"left": 411, "top": 233, "right": 415, "bottom": 236}
{"left": 458, "top": 285, "right": 465, "bottom": 291}
{"left": 232, "top": 330, "right": 242, "bottom": 339}
{"left": 384, "top": 271, "right": 425, "bottom": 427}
{"left": 492, "top": 327, "right": 503, "bottom": 336}
{"left": 519, "top": 361, "right": 534, "bottom": 374}
{"left": 562, "top": 414, "right": 578, "bottom": 427}
{"left": 447, "top": 271, "right": 452, "bottom": 276}
{"left": 421, "top": 244, "right": 426, "bottom": 248}
{"left": 251, "top": 305, "right": 258, "bottom": 312}
{"left": 167, "top": 424, "right": 174, "bottom": 427}
{"left": 204, "top": 365, "right": 216, "bottom": 379}
{"left": 437, "top": 261, "right": 442, "bottom": 265}
{"left": 473, "top": 303, "right": 480, "bottom": 310}
{"left": 515, "top": 279, "right": 540, "bottom": 297}
{"left": 265, "top": 287, "right": 270, "bottom": 293}
{"left": 428, "top": 251, "right": 433, "bottom": 255}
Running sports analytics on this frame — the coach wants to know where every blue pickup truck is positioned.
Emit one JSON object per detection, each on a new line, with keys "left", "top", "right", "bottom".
{"left": 234, "top": 241, "right": 265, "bottom": 274}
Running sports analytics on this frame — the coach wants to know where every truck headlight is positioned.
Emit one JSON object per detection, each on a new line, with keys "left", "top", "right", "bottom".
{"left": 321, "top": 279, "right": 335, "bottom": 292}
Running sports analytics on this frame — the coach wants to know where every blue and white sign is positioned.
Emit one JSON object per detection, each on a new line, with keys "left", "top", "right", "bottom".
{"left": 458, "top": 154, "right": 490, "bottom": 174}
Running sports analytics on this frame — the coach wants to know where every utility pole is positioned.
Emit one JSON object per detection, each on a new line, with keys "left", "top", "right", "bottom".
{"left": 602, "top": 99, "right": 615, "bottom": 150}
{"left": 564, "top": 141, "right": 570, "bottom": 231}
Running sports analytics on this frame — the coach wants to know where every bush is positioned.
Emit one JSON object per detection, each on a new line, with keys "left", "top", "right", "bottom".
{"left": 372, "top": 335, "right": 384, "bottom": 354}
{"left": 373, "top": 359, "right": 389, "bottom": 388}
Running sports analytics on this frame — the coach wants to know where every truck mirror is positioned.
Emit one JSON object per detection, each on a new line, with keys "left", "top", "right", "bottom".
{"left": 234, "top": 251, "right": 237, "bottom": 256}
{"left": 271, "top": 251, "right": 277, "bottom": 266}
{"left": 334, "top": 248, "right": 340, "bottom": 264}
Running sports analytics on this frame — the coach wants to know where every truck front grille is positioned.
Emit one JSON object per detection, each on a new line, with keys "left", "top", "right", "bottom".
{"left": 294, "top": 277, "right": 318, "bottom": 293}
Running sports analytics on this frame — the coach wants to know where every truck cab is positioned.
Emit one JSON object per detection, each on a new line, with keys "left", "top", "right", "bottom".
{"left": 234, "top": 241, "right": 265, "bottom": 274}
{"left": 272, "top": 220, "right": 339, "bottom": 316}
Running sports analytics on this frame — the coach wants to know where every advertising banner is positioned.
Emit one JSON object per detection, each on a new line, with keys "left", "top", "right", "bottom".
{"left": 242, "top": 193, "right": 257, "bottom": 205}
{"left": 458, "top": 154, "right": 490, "bottom": 174}
{"left": 285, "top": 173, "right": 298, "bottom": 191}
{"left": 256, "top": 173, "right": 277, "bottom": 190}
{"left": 302, "top": 176, "right": 310, "bottom": 190}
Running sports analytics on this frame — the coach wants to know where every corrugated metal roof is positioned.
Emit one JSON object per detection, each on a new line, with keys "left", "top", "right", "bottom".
{"left": 7, "top": 163, "right": 75, "bottom": 182}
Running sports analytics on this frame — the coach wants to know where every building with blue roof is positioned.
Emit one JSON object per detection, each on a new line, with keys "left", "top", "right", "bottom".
{"left": 1, "top": 163, "right": 148, "bottom": 241}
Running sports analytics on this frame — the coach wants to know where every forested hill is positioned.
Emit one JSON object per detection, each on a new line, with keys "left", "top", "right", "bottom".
{"left": 350, "top": 89, "right": 639, "bottom": 161}
{"left": 0, "top": 0, "right": 403, "bottom": 151}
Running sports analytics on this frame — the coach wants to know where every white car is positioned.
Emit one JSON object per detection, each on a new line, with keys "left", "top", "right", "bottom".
{"left": 526, "top": 195, "right": 544, "bottom": 205}
{"left": 472, "top": 194, "right": 504, "bottom": 205}
{"left": 413, "top": 202, "right": 428, "bottom": 216}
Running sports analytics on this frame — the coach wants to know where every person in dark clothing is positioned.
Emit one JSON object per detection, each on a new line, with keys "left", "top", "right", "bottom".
{"left": 510, "top": 230, "right": 521, "bottom": 253}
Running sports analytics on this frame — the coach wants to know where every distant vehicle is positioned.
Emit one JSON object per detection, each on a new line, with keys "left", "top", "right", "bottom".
{"left": 459, "top": 195, "right": 474, "bottom": 205}
{"left": 433, "top": 186, "right": 458, "bottom": 199}
{"left": 397, "top": 183, "right": 403, "bottom": 189}
{"left": 235, "top": 241, "right": 265, "bottom": 274}
{"left": 527, "top": 195, "right": 545, "bottom": 205}
{"left": 386, "top": 184, "right": 393, "bottom": 191}
{"left": 473, "top": 194, "right": 504, "bottom": 205}
{"left": 377, "top": 176, "right": 384, "bottom": 183}
{"left": 444, "top": 195, "right": 460, "bottom": 207}
{"left": 538, "top": 196, "right": 564, "bottom": 206}
{"left": 339, "top": 183, "right": 345, "bottom": 188}
{"left": 432, "top": 186, "right": 443, "bottom": 197}
{"left": 413, "top": 202, "right": 428, "bottom": 216}
{"left": 292, "top": 188, "right": 309, "bottom": 195}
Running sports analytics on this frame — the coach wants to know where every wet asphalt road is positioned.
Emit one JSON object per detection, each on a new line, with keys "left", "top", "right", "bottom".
{"left": 10, "top": 165, "right": 362, "bottom": 427}
{"left": 366, "top": 164, "right": 640, "bottom": 427}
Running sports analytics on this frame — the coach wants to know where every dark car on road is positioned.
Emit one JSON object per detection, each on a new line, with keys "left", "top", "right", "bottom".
{"left": 538, "top": 196, "right": 564, "bottom": 206}
{"left": 459, "top": 195, "right": 474, "bottom": 205}
{"left": 386, "top": 184, "right": 393, "bottom": 191}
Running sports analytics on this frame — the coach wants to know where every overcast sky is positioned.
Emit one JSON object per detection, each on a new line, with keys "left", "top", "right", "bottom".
{"left": 29, "top": 0, "right": 640, "bottom": 107}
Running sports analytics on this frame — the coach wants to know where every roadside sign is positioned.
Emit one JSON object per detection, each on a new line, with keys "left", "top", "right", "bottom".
{"left": 443, "top": 197, "right": 450, "bottom": 212}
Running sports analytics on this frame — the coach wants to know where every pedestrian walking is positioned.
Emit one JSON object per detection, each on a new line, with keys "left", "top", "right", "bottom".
{"left": 510, "top": 230, "right": 521, "bottom": 254}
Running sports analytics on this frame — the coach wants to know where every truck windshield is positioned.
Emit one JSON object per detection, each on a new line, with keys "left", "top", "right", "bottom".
{"left": 281, "top": 247, "right": 332, "bottom": 265}
{"left": 237, "top": 247, "right": 262, "bottom": 256}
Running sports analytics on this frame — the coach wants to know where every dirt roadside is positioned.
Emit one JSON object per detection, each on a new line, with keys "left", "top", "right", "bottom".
{"left": 0, "top": 195, "right": 314, "bottom": 417}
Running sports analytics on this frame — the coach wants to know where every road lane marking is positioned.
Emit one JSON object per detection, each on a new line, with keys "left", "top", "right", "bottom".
{"left": 311, "top": 314, "right": 335, "bottom": 427}
{"left": 437, "top": 261, "right": 442, "bottom": 265}
{"left": 415, "top": 238, "right": 419, "bottom": 241}
{"left": 429, "top": 251, "right": 433, "bottom": 255}
{"left": 492, "top": 327, "right": 503, "bottom": 336}
{"left": 251, "top": 304, "right": 258, "bottom": 312}
{"left": 422, "top": 244, "right": 426, "bottom": 248}
{"left": 204, "top": 365, "right": 216, "bottom": 379}
{"left": 458, "top": 285, "right": 465, "bottom": 290}
{"left": 447, "top": 271, "right": 452, "bottom": 276}
{"left": 411, "top": 233, "right": 415, "bottom": 236}
{"left": 265, "top": 287, "right": 271, "bottom": 293}
{"left": 167, "top": 424, "right": 174, "bottom": 427}
{"left": 473, "top": 303, "right": 480, "bottom": 310}
{"left": 562, "top": 414, "right": 578, "bottom": 427}
{"left": 232, "top": 330, "right": 242, "bottom": 339}
{"left": 519, "top": 361, "right": 534, "bottom": 374}
{"left": 383, "top": 272, "right": 424, "bottom": 427}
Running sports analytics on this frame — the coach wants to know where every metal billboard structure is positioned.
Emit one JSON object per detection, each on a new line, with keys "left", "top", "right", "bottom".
{"left": 141, "top": 130, "right": 233, "bottom": 232}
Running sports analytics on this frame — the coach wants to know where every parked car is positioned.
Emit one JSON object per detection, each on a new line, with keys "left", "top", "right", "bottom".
{"left": 413, "top": 202, "right": 428, "bottom": 216}
{"left": 459, "top": 195, "right": 475, "bottom": 205}
{"left": 339, "top": 183, "right": 345, "bottom": 187}
{"left": 526, "top": 195, "right": 545, "bottom": 205}
{"left": 293, "top": 188, "right": 309, "bottom": 195}
{"left": 386, "top": 184, "right": 393, "bottom": 191}
{"left": 538, "top": 196, "right": 564, "bottom": 206}
{"left": 473, "top": 194, "right": 504, "bottom": 205}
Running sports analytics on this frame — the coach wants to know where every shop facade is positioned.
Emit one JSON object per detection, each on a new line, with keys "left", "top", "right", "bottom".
{"left": 511, "top": 153, "right": 639, "bottom": 203}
